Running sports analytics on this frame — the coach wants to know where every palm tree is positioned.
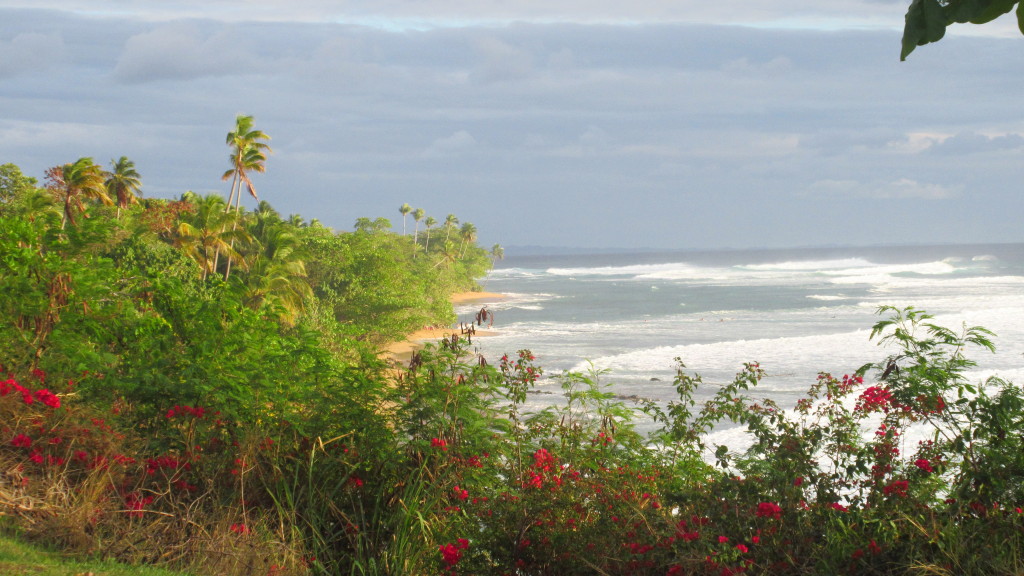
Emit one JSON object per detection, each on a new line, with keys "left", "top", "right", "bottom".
{"left": 238, "top": 224, "right": 312, "bottom": 325}
{"left": 483, "top": 244, "right": 505, "bottom": 290}
{"left": 458, "top": 222, "right": 477, "bottom": 258}
{"left": 222, "top": 115, "right": 272, "bottom": 213}
{"left": 412, "top": 207, "right": 425, "bottom": 245}
{"left": 46, "top": 158, "right": 111, "bottom": 229}
{"left": 490, "top": 243, "right": 505, "bottom": 263}
{"left": 423, "top": 216, "right": 437, "bottom": 252}
{"left": 399, "top": 203, "right": 412, "bottom": 235}
{"left": 221, "top": 115, "right": 271, "bottom": 279}
{"left": 17, "top": 189, "right": 62, "bottom": 224}
{"left": 433, "top": 240, "right": 460, "bottom": 269}
{"left": 174, "top": 194, "right": 250, "bottom": 281}
{"left": 105, "top": 156, "right": 142, "bottom": 218}
{"left": 443, "top": 214, "right": 459, "bottom": 243}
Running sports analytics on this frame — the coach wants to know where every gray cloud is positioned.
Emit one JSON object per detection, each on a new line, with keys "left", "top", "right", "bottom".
{"left": 926, "top": 131, "right": 1024, "bottom": 156}
{"left": 0, "top": 31, "right": 65, "bottom": 77}
{"left": 114, "top": 22, "right": 259, "bottom": 83}
{"left": 1, "top": 7, "right": 1022, "bottom": 249}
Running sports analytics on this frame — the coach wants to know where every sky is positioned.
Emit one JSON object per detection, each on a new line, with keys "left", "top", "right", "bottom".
{"left": 2, "top": 1, "right": 1024, "bottom": 251}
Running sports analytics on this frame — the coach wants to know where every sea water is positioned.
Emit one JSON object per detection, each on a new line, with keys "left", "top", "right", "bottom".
{"left": 455, "top": 243, "right": 1024, "bottom": 440}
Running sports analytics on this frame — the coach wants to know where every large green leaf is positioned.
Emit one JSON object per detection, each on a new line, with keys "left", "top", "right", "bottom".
{"left": 902, "top": 0, "right": 948, "bottom": 61}
{"left": 967, "top": 0, "right": 1018, "bottom": 23}
{"left": 902, "top": 0, "right": 1021, "bottom": 59}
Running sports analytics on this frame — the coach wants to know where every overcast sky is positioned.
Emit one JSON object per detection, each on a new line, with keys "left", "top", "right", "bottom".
{"left": 2, "top": 1, "right": 1023, "bottom": 251}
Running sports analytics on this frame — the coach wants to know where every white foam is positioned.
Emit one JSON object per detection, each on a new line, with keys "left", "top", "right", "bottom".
{"left": 741, "top": 258, "right": 875, "bottom": 271}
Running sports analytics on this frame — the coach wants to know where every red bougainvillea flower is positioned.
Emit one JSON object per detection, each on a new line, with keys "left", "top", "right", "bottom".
{"left": 736, "top": 544, "right": 749, "bottom": 553}
{"left": 230, "top": 523, "right": 251, "bottom": 535}
{"left": 33, "top": 389, "right": 60, "bottom": 409}
{"left": 124, "top": 492, "right": 155, "bottom": 518}
{"left": 756, "top": 501, "right": 783, "bottom": 520}
{"left": 914, "top": 458, "right": 934, "bottom": 473}
{"left": 439, "top": 538, "right": 470, "bottom": 567}
{"left": 532, "top": 448, "right": 556, "bottom": 471}
{"left": 857, "top": 386, "right": 894, "bottom": 413}
{"left": 10, "top": 434, "right": 32, "bottom": 448}
{"left": 883, "top": 480, "right": 909, "bottom": 497}
{"left": 431, "top": 437, "right": 448, "bottom": 451}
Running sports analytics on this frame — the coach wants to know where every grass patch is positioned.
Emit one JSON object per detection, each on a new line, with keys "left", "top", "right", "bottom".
{"left": 0, "top": 529, "right": 191, "bottom": 576}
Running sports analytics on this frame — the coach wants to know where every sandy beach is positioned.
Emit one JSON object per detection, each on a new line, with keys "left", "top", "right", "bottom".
{"left": 382, "top": 291, "right": 505, "bottom": 363}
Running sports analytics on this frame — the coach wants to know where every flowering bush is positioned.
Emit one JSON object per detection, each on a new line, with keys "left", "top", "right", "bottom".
{"left": 4, "top": 307, "right": 1024, "bottom": 575}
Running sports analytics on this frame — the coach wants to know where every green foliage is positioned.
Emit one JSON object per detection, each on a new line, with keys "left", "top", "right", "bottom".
{"left": 0, "top": 163, "right": 40, "bottom": 216}
{"left": 902, "top": 0, "right": 1023, "bottom": 60}
{"left": 4, "top": 302, "right": 1024, "bottom": 575}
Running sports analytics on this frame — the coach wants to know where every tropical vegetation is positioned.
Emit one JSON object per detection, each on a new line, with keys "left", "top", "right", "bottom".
{"left": 2, "top": 120, "right": 1024, "bottom": 576}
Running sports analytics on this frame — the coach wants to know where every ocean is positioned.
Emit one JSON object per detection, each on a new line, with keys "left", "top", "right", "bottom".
{"left": 455, "top": 243, "right": 1024, "bottom": 437}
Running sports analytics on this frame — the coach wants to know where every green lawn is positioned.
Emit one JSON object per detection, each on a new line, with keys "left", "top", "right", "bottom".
{"left": 0, "top": 531, "right": 191, "bottom": 576}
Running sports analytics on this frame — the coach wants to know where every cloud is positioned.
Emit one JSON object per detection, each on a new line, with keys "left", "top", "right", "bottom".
{"left": 114, "top": 22, "right": 257, "bottom": 83}
{"left": 0, "top": 32, "right": 65, "bottom": 78}
{"left": 2, "top": 8, "right": 1023, "bottom": 249}
{"left": 469, "top": 35, "right": 535, "bottom": 84}
{"left": 0, "top": 0, "right": 913, "bottom": 31}
{"left": 808, "top": 178, "right": 955, "bottom": 200}
{"left": 926, "top": 131, "right": 1024, "bottom": 155}
{"left": 422, "top": 130, "right": 478, "bottom": 157}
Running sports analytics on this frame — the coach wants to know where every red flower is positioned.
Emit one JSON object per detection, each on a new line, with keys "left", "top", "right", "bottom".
{"left": 717, "top": 535, "right": 729, "bottom": 544}
{"left": 230, "top": 523, "right": 251, "bottom": 535}
{"left": 883, "top": 480, "right": 909, "bottom": 497}
{"left": 33, "top": 389, "right": 60, "bottom": 409}
{"left": 736, "top": 544, "right": 749, "bottom": 553}
{"left": 532, "top": 448, "right": 556, "bottom": 471}
{"left": 439, "top": 538, "right": 470, "bottom": 567}
{"left": 857, "top": 386, "right": 894, "bottom": 413}
{"left": 755, "top": 501, "right": 783, "bottom": 520}
{"left": 431, "top": 437, "right": 448, "bottom": 451}
{"left": 10, "top": 434, "right": 31, "bottom": 448}
{"left": 125, "top": 492, "right": 154, "bottom": 517}
{"left": 914, "top": 459, "right": 933, "bottom": 473}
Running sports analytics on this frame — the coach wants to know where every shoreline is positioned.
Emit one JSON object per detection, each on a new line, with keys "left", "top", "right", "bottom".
{"left": 382, "top": 291, "right": 506, "bottom": 364}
